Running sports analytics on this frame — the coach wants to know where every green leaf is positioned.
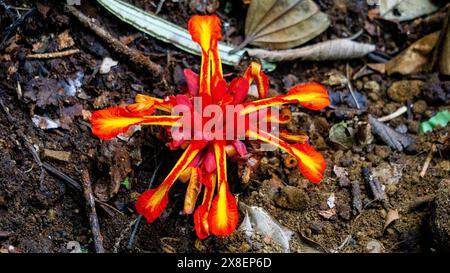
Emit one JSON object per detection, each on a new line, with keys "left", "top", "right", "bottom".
{"left": 329, "top": 121, "right": 354, "bottom": 148}
{"left": 121, "top": 177, "right": 130, "bottom": 190}
{"left": 420, "top": 110, "right": 450, "bottom": 133}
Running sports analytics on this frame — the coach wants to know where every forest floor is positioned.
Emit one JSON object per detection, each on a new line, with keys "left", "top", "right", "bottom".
{"left": 0, "top": 0, "right": 449, "bottom": 253}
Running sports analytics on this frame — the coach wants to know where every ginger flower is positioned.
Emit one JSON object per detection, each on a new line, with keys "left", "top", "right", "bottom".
{"left": 90, "top": 15, "right": 330, "bottom": 239}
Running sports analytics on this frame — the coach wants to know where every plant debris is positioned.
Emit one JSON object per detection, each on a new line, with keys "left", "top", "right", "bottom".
{"left": 368, "top": 115, "right": 413, "bottom": 151}
{"left": 420, "top": 110, "right": 450, "bottom": 133}
{"left": 247, "top": 39, "right": 375, "bottom": 62}
{"left": 241, "top": 0, "right": 330, "bottom": 50}
{"left": 379, "top": 0, "right": 443, "bottom": 22}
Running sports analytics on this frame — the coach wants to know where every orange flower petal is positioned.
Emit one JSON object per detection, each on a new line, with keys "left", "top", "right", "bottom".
{"left": 246, "top": 128, "right": 326, "bottom": 183}
{"left": 91, "top": 106, "right": 153, "bottom": 140}
{"left": 194, "top": 203, "right": 210, "bottom": 239}
{"left": 285, "top": 83, "right": 331, "bottom": 110}
{"left": 279, "top": 130, "right": 309, "bottom": 143}
{"left": 136, "top": 142, "right": 205, "bottom": 223}
{"left": 91, "top": 106, "right": 181, "bottom": 140}
{"left": 291, "top": 143, "right": 326, "bottom": 184}
{"left": 188, "top": 15, "right": 222, "bottom": 54}
{"left": 207, "top": 182, "right": 238, "bottom": 236}
{"left": 194, "top": 173, "right": 216, "bottom": 239}
{"left": 207, "top": 142, "right": 238, "bottom": 236}
{"left": 239, "top": 83, "right": 330, "bottom": 115}
{"left": 188, "top": 15, "right": 222, "bottom": 97}
{"left": 183, "top": 167, "right": 202, "bottom": 214}
{"left": 244, "top": 62, "right": 269, "bottom": 99}
{"left": 132, "top": 94, "right": 173, "bottom": 113}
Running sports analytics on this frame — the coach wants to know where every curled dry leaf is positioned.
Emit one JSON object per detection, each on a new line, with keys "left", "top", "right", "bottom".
{"left": 384, "top": 209, "right": 400, "bottom": 230}
{"left": 242, "top": 0, "right": 330, "bottom": 50}
{"left": 370, "top": 31, "right": 439, "bottom": 75}
{"left": 380, "top": 0, "right": 443, "bottom": 22}
{"left": 247, "top": 39, "right": 375, "bottom": 62}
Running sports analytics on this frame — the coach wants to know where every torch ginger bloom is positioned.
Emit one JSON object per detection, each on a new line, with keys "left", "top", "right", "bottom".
{"left": 90, "top": 15, "right": 330, "bottom": 239}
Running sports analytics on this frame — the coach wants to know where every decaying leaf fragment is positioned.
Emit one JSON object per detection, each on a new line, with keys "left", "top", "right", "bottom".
{"left": 383, "top": 209, "right": 400, "bottom": 230}
{"left": 368, "top": 115, "right": 412, "bottom": 151}
{"left": 247, "top": 39, "right": 376, "bottom": 62}
{"left": 370, "top": 31, "right": 439, "bottom": 75}
{"left": 380, "top": 0, "right": 443, "bottom": 22}
{"left": 241, "top": 0, "right": 330, "bottom": 50}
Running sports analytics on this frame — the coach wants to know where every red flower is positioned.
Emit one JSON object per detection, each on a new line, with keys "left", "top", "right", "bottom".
{"left": 90, "top": 15, "right": 330, "bottom": 239}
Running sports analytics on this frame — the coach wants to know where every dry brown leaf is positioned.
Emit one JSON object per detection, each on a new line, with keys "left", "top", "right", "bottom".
{"left": 438, "top": 8, "right": 450, "bottom": 75}
{"left": 384, "top": 209, "right": 400, "bottom": 230}
{"left": 385, "top": 31, "right": 439, "bottom": 75}
{"left": 242, "top": 0, "right": 330, "bottom": 50}
{"left": 57, "top": 30, "right": 75, "bottom": 50}
{"left": 247, "top": 39, "right": 375, "bottom": 62}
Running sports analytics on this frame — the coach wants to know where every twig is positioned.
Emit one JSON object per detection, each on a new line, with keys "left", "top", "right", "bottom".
{"left": 362, "top": 167, "right": 386, "bottom": 202}
{"left": 65, "top": 5, "right": 163, "bottom": 76}
{"left": 377, "top": 106, "right": 408, "bottom": 122}
{"left": 81, "top": 169, "right": 105, "bottom": 253}
{"left": 43, "top": 162, "right": 122, "bottom": 216}
{"left": 43, "top": 162, "right": 82, "bottom": 191}
{"left": 26, "top": 49, "right": 80, "bottom": 59}
{"left": 0, "top": 7, "right": 34, "bottom": 50}
{"left": 351, "top": 180, "right": 362, "bottom": 215}
{"left": 127, "top": 161, "right": 162, "bottom": 250}
{"left": 420, "top": 144, "right": 436, "bottom": 177}
{"left": 346, "top": 63, "right": 360, "bottom": 109}
{"left": 155, "top": 0, "right": 166, "bottom": 15}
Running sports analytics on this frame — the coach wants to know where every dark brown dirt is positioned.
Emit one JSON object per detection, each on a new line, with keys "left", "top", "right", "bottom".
{"left": 0, "top": 0, "right": 449, "bottom": 253}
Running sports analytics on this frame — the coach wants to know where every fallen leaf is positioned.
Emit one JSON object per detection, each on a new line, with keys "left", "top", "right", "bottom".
{"left": 95, "top": 140, "right": 132, "bottom": 201}
{"left": 318, "top": 208, "right": 336, "bottom": 219}
{"left": 329, "top": 121, "right": 355, "bottom": 148}
{"left": 372, "top": 163, "right": 404, "bottom": 185}
{"left": 57, "top": 30, "right": 75, "bottom": 50}
{"left": 384, "top": 31, "right": 439, "bottom": 75}
{"left": 368, "top": 115, "right": 413, "bottom": 151}
{"left": 366, "top": 240, "right": 383, "bottom": 253}
{"left": 333, "top": 165, "right": 350, "bottom": 187}
{"left": 380, "top": 0, "right": 443, "bottom": 22}
{"left": 239, "top": 202, "right": 294, "bottom": 252}
{"left": 247, "top": 39, "right": 375, "bottom": 62}
{"left": 383, "top": 209, "right": 400, "bottom": 230}
{"left": 32, "top": 115, "right": 60, "bottom": 130}
{"left": 437, "top": 7, "right": 450, "bottom": 75}
{"left": 242, "top": 0, "right": 330, "bottom": 50}
{"left": 24, "top": 77, "right": 63, "bottom": 108}
{"left": 99, "top": 57, "right": 118, "bottom": 74}
{"left": 59, "top": 104, "right": 83, "bottom": 129}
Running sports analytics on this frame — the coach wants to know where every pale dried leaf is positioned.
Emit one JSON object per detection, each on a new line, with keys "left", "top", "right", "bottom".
{"left": 244, "top": 0, "right": 330, "bottom": 50}
{"left": 247, "top": 39, "right": 375, "bottom": 62}
{"left": 380, "top": 0, "right": 443, "bottom": 22}
{"left": 99, "top": 57, "right": 118, "bottom": 74}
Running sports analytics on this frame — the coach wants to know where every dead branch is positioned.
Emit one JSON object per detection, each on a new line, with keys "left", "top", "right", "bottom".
{"left": 81, "top": 169, "right": 105, "bottom": 253}
{"left": 26, "top": 49, "right": 80, "bottom": 59}
{"left": 65, "top": 5, "right": 163, "bottom": 76}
